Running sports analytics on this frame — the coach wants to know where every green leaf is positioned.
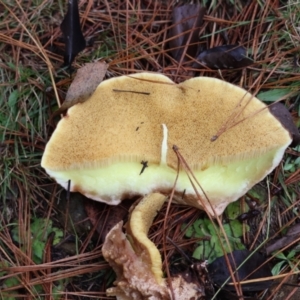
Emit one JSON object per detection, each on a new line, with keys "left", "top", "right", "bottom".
{"left": 257, "top": 88, "right": 295, "bottom": 102}
{"left": 52, "top": 280, "right": 67, "bottom": 300}
{"left": 33, "top": 240, "right": 45, "bottom": 261}
{"left": 222, "top": 223, "right": 231, "bottom": 236}
{"left": 8, "top": 90, "right": 19, "bottom": 108}
{"left": 2, "top": 276, "right": 20, "bottom": 300}
{"left": 193, "top": 219, "right": 206, "bottom": 237}
{"left": 52, "top": 227, "right": 64, "bottom": 245}
{"left": 295, "top": 157, "right": 300, "bottom": 165}
{"left": 284, "top": 163, "right": 295, "bottom": 171}
{"left": 11, "top": 218, "right": 63, "bottom": 264}
{"left": 247, "top": 185, "right": 267, "bottom": 202}
{"left": 207, "top": 221, "right": 218, "bottom": 236}
{"left": 226, "top": 201, "right": 242, "bottom": 219}
{"left": 287, "top": 250, "right": 296, "bottom": 260}
{"left": 275, "top": 252, "right": 287, "bottom": 260}
{"left": 229, "top": 220, "right": 245, "bottom": 237}
{"left": 193, "top": 244, "right": 205, "bottom": 260}
{"left": 186, "top": 216, "right": 248, "bottom": 264}
{"left": 271, "top": 260, "right": 286, "bottom": 275}
{"left": 184, "top": 224, "right": 194, "bottom": 238}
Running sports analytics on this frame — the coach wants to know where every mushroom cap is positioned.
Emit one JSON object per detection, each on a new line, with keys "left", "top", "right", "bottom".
{"left": 41, "top": 72, "right": 292, "bottom": 215}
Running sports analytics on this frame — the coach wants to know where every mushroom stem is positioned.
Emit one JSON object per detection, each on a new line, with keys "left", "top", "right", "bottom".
{"left": 128, "top": 193, "right": 166, "bottom": 284}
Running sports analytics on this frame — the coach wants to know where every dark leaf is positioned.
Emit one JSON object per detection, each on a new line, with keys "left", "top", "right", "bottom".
{"left": 208, "top": 249, "right": 273, "bottom": 292}
{"left": 268, "top": 102, "right": 300, "bottom": 147}
{"left": 60, "top": 0, "right": 86, "bottom": 68}
{"left": 193, "top": 45, "right": 253, "bottom": 69}
{"left": 266, "top": 223, "right": 300, "bottom": 255}
{"left": 237, "top": 209, "right": 260, "bottom": 222}
{"left": 168, "top": 5, "right": 205, "bottom": 63}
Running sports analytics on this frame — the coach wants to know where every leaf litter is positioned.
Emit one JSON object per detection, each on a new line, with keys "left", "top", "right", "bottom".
{"left": 53, "top": 61, "right": 107, "bottom": 116}
{"left": 193, "top": 44, "right": 253, "bottom": 70}
{"left": 60, "top": 2, "right": 300, "bottom": 295}
{"left": 60, "top": 0, "right": 86, "bottom": 69}
{"left": 1, "top": 1, "right": 295, "bottom": 298}
{"left": 168, "top": 4, "right": 206, "bottom": 63}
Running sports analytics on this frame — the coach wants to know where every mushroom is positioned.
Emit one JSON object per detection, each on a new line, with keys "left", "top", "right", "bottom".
{"left": 102, "top": 193, "right": 206, "bottom": 299}
{"left": 41, "top": 72, "right": 292, "bottom": 215}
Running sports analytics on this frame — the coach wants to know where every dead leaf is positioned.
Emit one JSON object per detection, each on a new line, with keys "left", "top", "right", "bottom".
{"left": 168, "top": 5, "right": 205, "bottom": 63}
{"left": 193, "top": 45, "right": 253, "bottom": 70}
{"left": 60, "top": 0, "right": 86, "bottom": 68}
{"left": 208, "top": 249, "right": 273, "bottom": 292}
{"left": 53, "top": 62, "right": 107, "bottom": 116}
{"left": 269, "top": 102, "right": 300, "bottom": 147}
{"left": 266, "top": 223, "right": 300, "bottom": 255}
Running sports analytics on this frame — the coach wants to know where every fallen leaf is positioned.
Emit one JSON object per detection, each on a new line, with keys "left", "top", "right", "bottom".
{"left": 102, "top": 222, "right": 170, "bottom": 299}
{"left": 208, "top": 249, "right": 273, "bottom": 292}
{"left": 193, "top": 45, "right": 253, "bottom": 69}
{"left": 168, "top": 5, "right": 205, "bottom": 63}
{"left": 60, "top": 0, "right": 86, "bottom": 68}
{"left": 266, "top": 223, "right": 300, "bottom": 255}
{"left": 269, "top": 102, "right": 300, "bottom": 147}
{"left": 53, "top": 62, "right": 107, "bottom": 116}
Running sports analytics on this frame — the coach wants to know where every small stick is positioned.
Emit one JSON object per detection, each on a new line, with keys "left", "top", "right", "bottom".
{"left": 112, "top": 89, "right": 150, "bottom": 95}
{"left": 139, "top": 160, "right": 148, "bottom": 175}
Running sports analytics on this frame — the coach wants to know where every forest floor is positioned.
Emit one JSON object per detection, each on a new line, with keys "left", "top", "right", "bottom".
{"left": 0, "top": 1, "right": 300, "bottom": 299}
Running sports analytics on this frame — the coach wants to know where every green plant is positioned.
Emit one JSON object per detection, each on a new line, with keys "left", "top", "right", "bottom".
{"left": 0, "top": 218, "right": 64, "bottom": 299}
{"left": 184, "top": 202, "right": 249, "bottom": 263}
{"left": 11, "top": 217, "right": 63, "bottom": 264}
{"left": 272, "top": 248, "right": 300, "bottom": 275}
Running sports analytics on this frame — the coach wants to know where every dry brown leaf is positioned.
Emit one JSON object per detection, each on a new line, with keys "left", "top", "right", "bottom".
{"left": 54, "top": 62, "right": 107, "bottom": 116}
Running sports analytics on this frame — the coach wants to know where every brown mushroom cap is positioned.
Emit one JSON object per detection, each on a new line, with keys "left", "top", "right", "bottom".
{"left": 41, "top": 72, "right": 292, "bottom": 215}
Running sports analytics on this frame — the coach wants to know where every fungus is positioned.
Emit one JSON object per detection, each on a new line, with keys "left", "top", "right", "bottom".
{"left": 102, "top": 193, "right": 206, "bottom": 299}
{"left": 41, "top": 73, "right": 292, "bottom": 215}
{"left": 126, "top": 193, "right": 167, "bottom": 284}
